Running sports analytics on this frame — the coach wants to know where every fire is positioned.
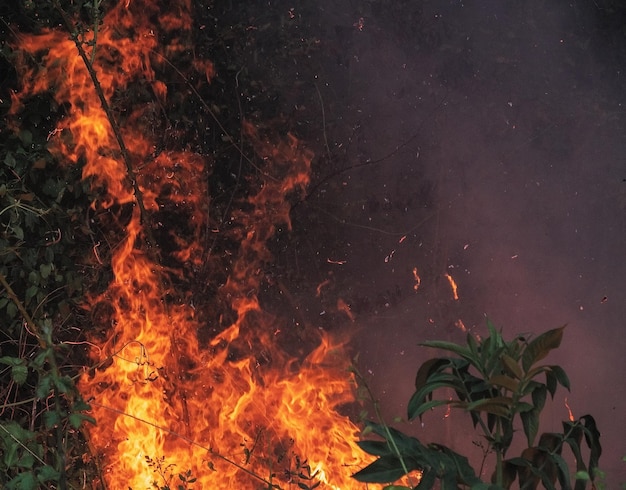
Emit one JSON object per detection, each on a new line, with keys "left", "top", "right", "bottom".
{"left": 10, "top": 1, "right": 372, "bottom": 488}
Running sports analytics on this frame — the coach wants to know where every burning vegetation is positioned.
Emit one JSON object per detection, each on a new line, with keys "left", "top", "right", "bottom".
{"left": 3, "top": 0, "right": 369, "bottom": 488}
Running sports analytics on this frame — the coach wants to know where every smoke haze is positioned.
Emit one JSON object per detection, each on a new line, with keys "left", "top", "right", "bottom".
{"left": 290, "top": 0, "right": 626, "bottom": 484}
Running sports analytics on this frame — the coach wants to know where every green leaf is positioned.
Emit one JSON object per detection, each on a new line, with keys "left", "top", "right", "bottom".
{"left": 53, "top": 375, "right": 74, "bottom": 394}
{"left": 549, "top": 452, "right": 571, "bottom": 489}
{"left": 408, "top": 399, "right": 455, "bottom": 421}
{"left": 7, "top": 471, "right": 38, "bottom": 490}
{"left": 408, "top": 381, "right": 461, "bottom": 421}
{"left": 419, "top": 340, "right": 479, "bottom": 365}
{"left": 68, "top": 412, "right": 97, "bottom": 429}
{"left": 39, "top": 263, "right": 52, "bottom": 279}
{"left": 488, "top": 374, "right": 519, "bottom": 392}
{"left": 579, "top": 415, "right": 602, "bottom": 474}
{"left": 12, "top": 225, "right": 24, "bottom": 240}
{"left": 36, "top": 465, "right": 60, "bottom": 483}
{"left": 466, "top": 397, "right": 512, "bottom": 417}
{"left": 357, "top": 440, "right": 393, "bottom": 457}
{"left": 547, "top": 365, "right": 570, "bottom": 391}
{"left": 352, "top": 454, "right": 416, "bottom": 483}
{"left": 0, "top": 356, "right": 23, "bottom": 366}
{"left": 500, "top": 354, "right": 523, "bottom": 379}
{"left": 12, "top": 363, "right": 28, "bottom": 385}
{"left": 531, "top": 384, "right": 547, "bottom": 412}
{"left": 522, "top": 326, "right": 565, "bottom": 372}
{"left": 521, "top": 409, "right": 540, "bottom": 446}
{"left": 545, "top": 369, "right": 557, "bottom": 398}
{"left": 6, "top": 301, "right": 18, "bottom": 319}
{"left": 43, "top": 410, "right": 61, "bottom": 429}
{"left": 36, "top": 374, "right": 52, "bottom": 399}
{"left": 414, "top": 358, "right": 450, "bottom": 390}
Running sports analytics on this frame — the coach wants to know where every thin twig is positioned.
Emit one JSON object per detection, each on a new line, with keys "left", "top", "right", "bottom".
{"left": 52, "top": 0, "right": 155, "bottom": 248}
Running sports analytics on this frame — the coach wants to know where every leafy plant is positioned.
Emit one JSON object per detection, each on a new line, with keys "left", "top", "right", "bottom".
{"left": 146, "top": 455, "right": 197, "bottom": 490}
{"left": 353, "top": 322, "right": 602, "bottom": 489}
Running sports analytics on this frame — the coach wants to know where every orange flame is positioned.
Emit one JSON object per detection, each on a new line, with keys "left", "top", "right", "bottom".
{"left": 11, "top": 1, "right": 372, "bottom": 488}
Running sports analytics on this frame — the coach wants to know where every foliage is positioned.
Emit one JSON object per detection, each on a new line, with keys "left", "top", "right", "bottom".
{"left": 353, "top": 322, "right": 602, "bottom": 489}
{"left": 1, "top": 7, "right": 99, "bottom": 487}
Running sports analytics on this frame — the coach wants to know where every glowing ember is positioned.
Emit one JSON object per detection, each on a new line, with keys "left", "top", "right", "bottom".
{"left": 564, "top": 397, "right": 575, "bottom": 422}
{"left": 444, "top": 272, "right": 459, "bottom": 301}
{"left": 412, "top": 267, "right": 421, "bottom": 291}
{"left": 10, "top": 1, "right": 371, "bottom": 488}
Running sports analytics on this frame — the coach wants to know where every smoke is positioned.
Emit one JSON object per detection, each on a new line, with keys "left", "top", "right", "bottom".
{"left": 297, "top": 0, "right": 625, "bottom": 484}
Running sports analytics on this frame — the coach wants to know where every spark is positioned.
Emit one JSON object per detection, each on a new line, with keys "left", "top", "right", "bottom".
{"left": 412, "top": 267, "right": 421, "bottom": 291}
{"left": 316, "top": 279, "right": 331, "bottom": 297}
{"left": 444, "top": 273, "right": 459, "bottom": 300}
{"left": 564, "top": 397, "right": 575, "bottom": 422}
{"left": 327, "top": 258, "right": 346, "bottom": 265}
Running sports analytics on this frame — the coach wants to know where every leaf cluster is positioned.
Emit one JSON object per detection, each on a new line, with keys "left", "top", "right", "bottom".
{"left": 1, "top": 14, "right": 98, "bottom": 488}
{"left": 353, "top": 322, "right": 603, "bottom": 489}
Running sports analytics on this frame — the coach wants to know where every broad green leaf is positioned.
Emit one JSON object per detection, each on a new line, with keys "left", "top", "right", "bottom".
{"left": 488, "top": 374, "right": 519, "bottom": 392}
{"left": 549, "top": 452, "right": 571, "bottom": 489}
{"left": 531, "top": 384, "right": 547, "bottom": 412}
{"left": 382, "top": 486, "right": 412, "bottom": 490}
{"left": 357, "top": 440, "right": 393, "bottom": 457}
{"left": 408, "top": 381, "right": 461, "bottom": 421}
{"left": 419, "top": 341, "right": 479, "bottom": 365}
{"left": 521, "top": 409, "right": 540, "bottom": 446}
{"left": 408, "top": 399, "right": 455, "bottom": 421}
{"left": 522, "top": 326, "right": 565, "bottom": 372}
{"left": 431, "top": 444, "right": 482, "bottom": 485}
{"left": 514, "top": 402, "right": 534, "bottom": 413}
{"left": 545, "top": 369, "right": 557, "bottom": 398}
{"left": 579, "top": 415, "right": 602, "bottom": 473}
{"left": 547, "top": 365, "right": 570, "bottom": 391}
{"left": 466, "top": 397, "right": 512, "bottom": 417}
{"left": 414, "top": 358, "right": 451, "bottom": 390}
{"left": 352, "top": 454, "right": 416, "bottom": 483}
{"left": 500, "top": 354, "right": 523, "bottom": 379}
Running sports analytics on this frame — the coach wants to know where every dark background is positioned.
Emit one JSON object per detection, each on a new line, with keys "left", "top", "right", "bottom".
{"left": 265, "top": 0, "right": 626, "bottom": 485}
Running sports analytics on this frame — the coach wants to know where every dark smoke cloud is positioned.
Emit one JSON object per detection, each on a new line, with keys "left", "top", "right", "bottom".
{"left": 301, "top": 0, "right": 625, "bottom": 484}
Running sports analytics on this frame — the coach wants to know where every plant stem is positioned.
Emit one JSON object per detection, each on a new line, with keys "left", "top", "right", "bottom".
{"left": 51, "top": 0, "right": 155, "bottom": 249}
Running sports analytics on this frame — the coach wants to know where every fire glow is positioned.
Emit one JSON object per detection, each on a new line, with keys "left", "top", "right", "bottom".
{"left": 10, "top": 1, "right": 370, "bottom": 488}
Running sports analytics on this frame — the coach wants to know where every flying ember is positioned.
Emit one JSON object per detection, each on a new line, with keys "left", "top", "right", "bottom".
{"left": 10, "top": 0, "right": 371, "bottom": 488}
